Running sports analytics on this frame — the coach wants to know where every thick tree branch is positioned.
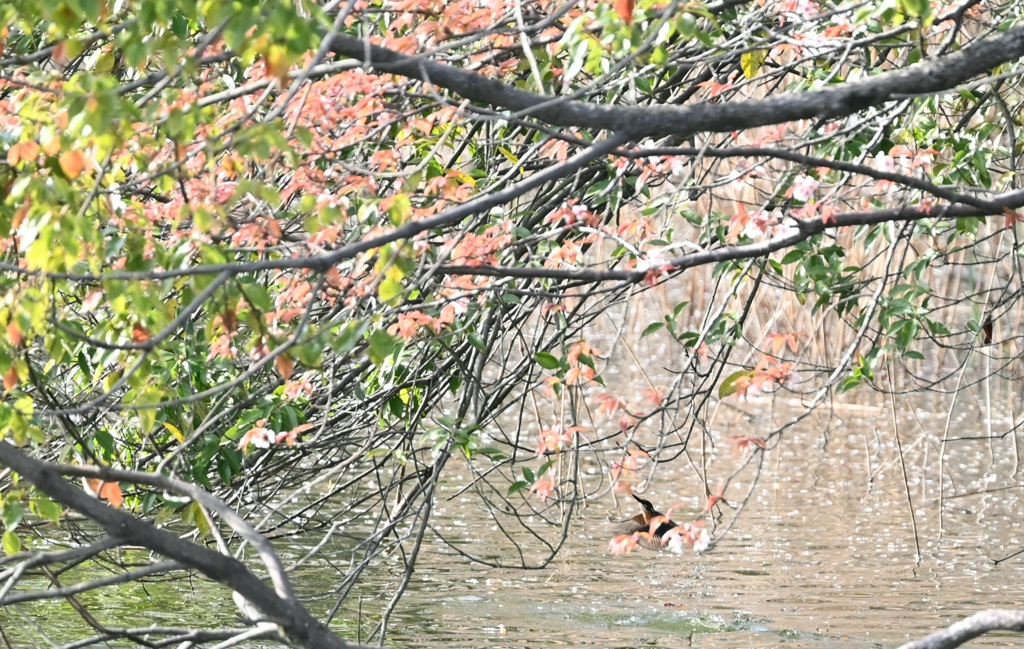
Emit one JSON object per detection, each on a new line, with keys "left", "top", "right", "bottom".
{"left": 327, "top": 25, "right": 1024, "bottom": 138}
{"left": 2, "top": 188, "right": 1021, "bottom": 290}
{"left": 442, "top": 188, "right": 1024, "bottom": 283}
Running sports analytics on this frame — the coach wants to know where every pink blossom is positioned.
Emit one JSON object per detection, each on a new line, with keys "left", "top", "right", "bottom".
{"left": 874, "top": 154, "right": 897, "bottom": 192}
{"left": 777, "top": 0, "right": 819, "bottom": 19}
{"left": 283, "top": 376, "right": 314, "bottom": 399}
{"left": 237, "top": 423, "right": 276, "bottom": 451}
{"left": 875, "top": 153, "right": 896, "bottom": 173}
{"left": 208, "top": 333, "right": 237, "bottom": 360}
{"left": 791, "top": 174, "right": 819, "bottom": 202}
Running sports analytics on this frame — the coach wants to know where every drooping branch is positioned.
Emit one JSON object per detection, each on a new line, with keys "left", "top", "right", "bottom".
{"left": 0, "top": 441, "right": 360, "bottom": 649}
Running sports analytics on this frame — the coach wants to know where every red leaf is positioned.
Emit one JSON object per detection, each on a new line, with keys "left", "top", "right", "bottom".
{"left": 84, "top": 478, "right": 124, "bottom": 508}
{"left": 131, "top": 323, "right": 150, "bottom": 343}
{"left": 275, "top": 354, "right": 295, "bottom": 380}
{"left": 615, "top": 0, "right": 635, "bottom": 23}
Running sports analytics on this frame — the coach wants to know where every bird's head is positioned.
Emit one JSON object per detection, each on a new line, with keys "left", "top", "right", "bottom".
{"left": 631, "top": 493, "right": 661, "bottom": 521}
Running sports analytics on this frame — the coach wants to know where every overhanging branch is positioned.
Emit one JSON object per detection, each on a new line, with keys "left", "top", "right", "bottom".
{"left": 326, "top": 25, "right": 1024, "bottom": 138}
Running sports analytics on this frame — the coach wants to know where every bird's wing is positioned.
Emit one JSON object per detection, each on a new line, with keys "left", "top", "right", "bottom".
{"left": 610, "top": 514, "right": 648, "bottom": 535}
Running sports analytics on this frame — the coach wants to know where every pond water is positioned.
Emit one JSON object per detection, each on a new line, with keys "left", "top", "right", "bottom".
{"left": 4, "top": 392, "right": 1023, "bottom": 648}
{"left": 377, "top": 395, "right": 1024, "bottom": 648}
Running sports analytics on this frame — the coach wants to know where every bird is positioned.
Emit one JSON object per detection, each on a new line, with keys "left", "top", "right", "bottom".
{"left": 615, "top": 493, "right": 679, "bottom": 549}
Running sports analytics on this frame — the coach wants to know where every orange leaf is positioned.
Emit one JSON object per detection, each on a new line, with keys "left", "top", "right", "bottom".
{"left": 84, "top": 478, "right": 124, "bottom": 508}
{"left": 131, "top": 323, "right": 150, "bottom": 343}
{"left": 697, "top": 79, "right": 735, "bottom": 99}
{"left": 275, "top": 354, "right": 295, "bottom": 380}
{"left": 11, "top": 198, "right": 29, "bottom": 231}
{"left": 7, "top": 321, "right": 23, "bottom": 347}
{"left": 24, "top": 140, "right": 40, "bottom": 161}
{"left": 727, "top": 202, "right": 751, "bottom": 242}
{"left": 40, "top": 132, "right": 61, "bottom": 156}
{"left": 220, "top": 307, "right": 238, "bottom": 333}
{"left": 59, "top": 149, "right": 87, "bottom": 179}
{"left": 276, "top": 422, "right": 314, "bottom": 446}
{"left": 3, "top": 366, "right": 18, "bottom": 392}
{"left": 52, "top": 40, "right": 68, "bottom": 65}
{"left": 615, "top": 0, "right": 635, "bottom": 23}
{"left": 265, "top": 217, "right": 283, "bottom": 242}
{"left": 7, "top": 141, "right": 35, "bottom": 166}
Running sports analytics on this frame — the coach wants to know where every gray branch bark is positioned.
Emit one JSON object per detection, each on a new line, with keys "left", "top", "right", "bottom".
{"left": 327, "top": 25, "right": 1024, "bottom": 139}
{"left": 898, "top": 609, "right": 1024, "bottom": 649}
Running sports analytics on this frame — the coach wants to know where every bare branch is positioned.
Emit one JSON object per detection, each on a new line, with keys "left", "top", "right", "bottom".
{"left": 898, "top": 609, "right": 1024, "bottom": 649}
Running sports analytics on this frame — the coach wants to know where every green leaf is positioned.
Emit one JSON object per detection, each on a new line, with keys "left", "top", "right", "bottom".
{"left": 387, "top": 193, "right": 412, "bottom": 225}
{"left": 379, "top": 277, "right": 403, "bottom": 306}
{"left": 641, "top": 322, "right": 665, "bottom": 338}
{"left": 537, "top": 459, "right": 555, "bottom": 477}
{"left": 780, "top": 250, "right": 804, "bottom": 265}
{"left": 32, "top": 496, "right": 62, "bottom": 523}
{"left": 332, "top": 320, "right": 368, "bottom": 355}
{"left": 741, "top": 49, "right": 766, "bottom": 79}
{"left": 241, "top": 281, "right": 273, "bottom": 312}
{"left": 2, "top": 500, "right": 23, "bottom": 529}
{"left": 899, "top": 0, "right": 931, "bottom": 19}
{"left": 534, "top": 352, "right": 561, "bottom": 370}
{"left": 467, "top": 332, "right": 487, "bottom": 351}
{"left": 476, "top": 447, "right": 507, "bottom": 461}
{"left": 837, "top": 375, "right": 862, "bottom": 394}
{"left": 188, "top": 501, "right": 212, "bottom": 538}
{"left": 522, "top": 466, "right": 535, "bottom": 483}
{"left": 296, "top": 339, "right": 324, "bottom": 368}
{"left": 719, "top": 370, "right": 753, "bottom": 398}
{"left": 507, "top": 480, "right": 529, "bottom": 495}
{"left": 2, "top": 530, "right": 20, "bottom": 555}
{"left": 94, "top": 428, "right": 116, "bottom": 459}
{"left": 368, "top": 330, "right": 399, "bottom": 366}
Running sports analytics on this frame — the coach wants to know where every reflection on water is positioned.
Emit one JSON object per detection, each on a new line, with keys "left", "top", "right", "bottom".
{"left": 4, "top": 396, "right": 1023, "bottom": 648}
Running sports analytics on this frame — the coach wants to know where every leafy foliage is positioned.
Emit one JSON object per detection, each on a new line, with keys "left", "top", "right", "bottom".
{"left": 1, "top": 0, "right": 1023, "bottom": 645}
